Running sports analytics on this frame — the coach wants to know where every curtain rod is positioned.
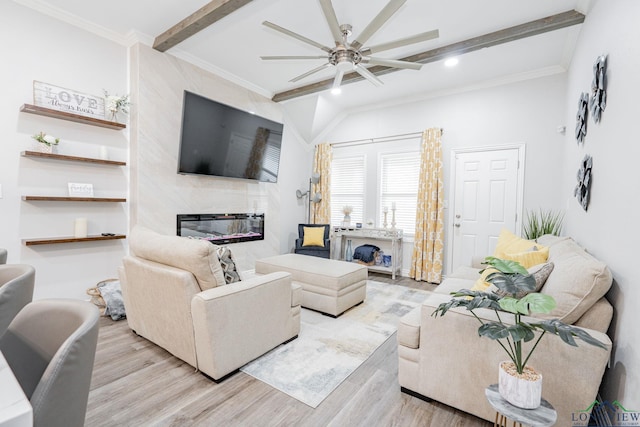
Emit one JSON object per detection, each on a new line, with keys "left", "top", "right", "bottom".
{"left": 329, "top": 128, "right": 443, "bottom": 148}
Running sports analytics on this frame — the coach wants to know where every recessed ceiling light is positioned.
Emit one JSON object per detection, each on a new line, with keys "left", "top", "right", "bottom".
{"left": 331, "top": 87, "right": 342, "bottom": 95}
{"left": 444, "top": 57, "right": 459, "bottom": 67}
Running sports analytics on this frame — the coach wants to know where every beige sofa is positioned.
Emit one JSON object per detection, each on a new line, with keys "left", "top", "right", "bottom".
{"left": 398, "top": 235, "right": 614, "bottom": 424}
{"left": 119, "top": 226, "right": 301, "bottom": 381}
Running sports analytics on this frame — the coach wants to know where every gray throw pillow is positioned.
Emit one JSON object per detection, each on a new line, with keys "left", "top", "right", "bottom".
{"left": 216, "top": 246, "right": 241, "bottom": 284}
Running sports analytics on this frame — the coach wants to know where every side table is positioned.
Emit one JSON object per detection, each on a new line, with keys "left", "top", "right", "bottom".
{"left": 485, "top": 384, "right": 557, "bottom": 427}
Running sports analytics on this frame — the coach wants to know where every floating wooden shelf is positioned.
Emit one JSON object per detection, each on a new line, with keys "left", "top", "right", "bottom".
{"left": 21, "top": 151, "right": 126, "bottom": 166}
{"left": 22, "top": 196, "right": 126, "bottom": 202}
{"left": 23, "top": 234, "right": 126, "bottom": 246}
{"left": 20, "top": 104, "right": 126, "bottom": 130}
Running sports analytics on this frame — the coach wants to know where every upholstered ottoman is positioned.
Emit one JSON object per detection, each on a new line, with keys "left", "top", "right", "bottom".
{"left": 255, "top": 253, "right": 367, "bottom": 317}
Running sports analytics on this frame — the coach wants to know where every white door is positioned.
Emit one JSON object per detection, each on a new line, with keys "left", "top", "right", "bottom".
{"left": 449, "top": 146, "right": 523, "bottom": 272}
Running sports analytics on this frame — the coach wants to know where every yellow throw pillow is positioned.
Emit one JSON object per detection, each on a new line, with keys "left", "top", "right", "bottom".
{"left": 493, "top": 228, "right": 538, "bottom": 258}
{"left": 504, "top": 246, "right": 550, "bottom": 269}
{"left": 470, "top": 267, "right": 498, "bottom": 292}
{"left": 302, "top": 226, "right": 325, "bottom": 247}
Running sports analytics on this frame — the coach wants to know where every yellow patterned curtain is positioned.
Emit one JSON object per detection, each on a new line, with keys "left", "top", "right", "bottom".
{"left": 312, "top": 143, "right": 332, "bottom": 224}
{"left": 410, "top": 128, "right": 444, "bottom": 283}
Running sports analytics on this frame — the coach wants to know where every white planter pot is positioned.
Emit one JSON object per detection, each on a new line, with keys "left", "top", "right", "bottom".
{"left": 37, "top": 144, "right": 56, "bottom": 154}
{"left": 498, "top": 361, "right": 542, "bottom": 409}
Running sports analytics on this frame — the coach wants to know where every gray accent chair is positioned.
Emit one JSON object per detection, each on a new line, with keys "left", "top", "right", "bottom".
{"left": 0, "top": 299, "right": 100, "bottom": 427}
{"left": 0, "top": 264, "right": 35, "bottom": 337}
{"left": 0, "top": 248, "right": 7, "bottom": 264}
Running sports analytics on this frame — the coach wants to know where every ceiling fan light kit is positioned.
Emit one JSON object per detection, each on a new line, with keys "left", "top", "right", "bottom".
{"left": 261, "top": 0, "right": 439, "bottom": 91}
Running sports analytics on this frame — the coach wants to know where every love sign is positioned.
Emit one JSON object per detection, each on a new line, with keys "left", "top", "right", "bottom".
{"left": 33, "top": 81, "right": 105, "bottom": 120}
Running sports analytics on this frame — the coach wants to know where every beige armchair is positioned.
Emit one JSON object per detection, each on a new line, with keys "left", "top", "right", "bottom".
{"left": 120, "top": 226, "right": 300, "bottom": 381}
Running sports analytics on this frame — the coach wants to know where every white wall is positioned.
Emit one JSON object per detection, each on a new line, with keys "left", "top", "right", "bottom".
{"left": 324, "top": 73, "right": 568, "bottom": 274}
{"left": 129, "top": 44, "right": 311, "bottom": 271}
{"left": 0, "top": 2, "right": 128, "bottom": 299}
{"left": 561, "top": 0, "right": 640, "bottom": 407}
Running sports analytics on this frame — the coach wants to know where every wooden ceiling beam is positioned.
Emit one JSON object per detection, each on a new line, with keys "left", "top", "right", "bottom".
{"left": 153, "top": 0, "right": 253, "bottom": 52}
{"left": 272, "top": 9, "right": 585, "bottom": 102}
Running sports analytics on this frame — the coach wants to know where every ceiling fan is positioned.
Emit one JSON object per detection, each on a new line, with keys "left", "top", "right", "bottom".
{"left": 260, "top": 0, "right": 439, "bottom": 91}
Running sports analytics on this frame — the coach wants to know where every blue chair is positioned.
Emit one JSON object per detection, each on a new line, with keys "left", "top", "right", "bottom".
{"left": 294, "top": 224, "right": 331, "bottom": 258}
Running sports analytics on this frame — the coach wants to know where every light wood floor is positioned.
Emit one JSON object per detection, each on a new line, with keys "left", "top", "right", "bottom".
{"left": 85, "top": 274, "right": 490, "bottom": 427}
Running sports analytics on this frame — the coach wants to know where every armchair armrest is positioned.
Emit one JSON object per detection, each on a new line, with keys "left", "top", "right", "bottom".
{"left": 191, "top": 271, "right": 297, "bottom": 380}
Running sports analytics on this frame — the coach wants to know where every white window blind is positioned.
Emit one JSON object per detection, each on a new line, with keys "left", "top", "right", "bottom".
{"left": 380, "top": 152, "right": 420, "bottom": 234}
{"left": 259, "top": 142, "right": 280, "bottom": 182}
{"left": 330, "top": 155, "right": 365, "bottom": 226}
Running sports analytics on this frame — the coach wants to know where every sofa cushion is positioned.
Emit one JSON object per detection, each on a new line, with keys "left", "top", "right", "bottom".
{"left": 130, "top": 226, "right": 225, "bottom": 290}
{"left": 535, "top": 238, "right": 612, "bottom": 324}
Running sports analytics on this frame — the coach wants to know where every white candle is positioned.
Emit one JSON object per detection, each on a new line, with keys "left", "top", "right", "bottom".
{"left": 74, "top": 218, "right": 88, "bottom": 238}
{"left": 383, "top": 206, "right": 388, "bottom": 213}
{"left": 392, "top": 202, "right": 396, "bottom": 210}
{"left": 99, "top": 146, "right": 109, "bottom": 160}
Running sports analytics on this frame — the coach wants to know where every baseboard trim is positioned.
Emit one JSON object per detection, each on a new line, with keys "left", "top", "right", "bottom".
{"left": 400, "top": 387, "right": 433, "bottom": 403}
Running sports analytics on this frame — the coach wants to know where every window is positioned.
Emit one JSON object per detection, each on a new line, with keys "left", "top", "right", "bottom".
{"left": 330, "top": 155, "right": 365, "bottom": 227}
{"left": 379, "top": 152, "right": 420, "bottom": 234}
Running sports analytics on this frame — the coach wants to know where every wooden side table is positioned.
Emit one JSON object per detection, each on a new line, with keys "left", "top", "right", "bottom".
{"left": 485, "top": 384, "right": 557, "bottom": 427}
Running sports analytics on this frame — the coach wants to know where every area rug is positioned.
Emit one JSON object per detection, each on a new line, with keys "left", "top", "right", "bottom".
{"left": 240, "top": 281, "right": 431, "bottom": 408}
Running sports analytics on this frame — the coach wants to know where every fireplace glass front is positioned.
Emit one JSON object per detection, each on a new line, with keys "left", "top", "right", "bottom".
{"left": 177, "top": 213, "right": 264, "bottom": 244}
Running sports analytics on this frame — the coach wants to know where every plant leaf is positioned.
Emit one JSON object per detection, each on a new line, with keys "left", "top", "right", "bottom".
{"left": 482, "top": 257, "right": 529, "bottom": 275}
{"left": 487, "top": 272, "right": 536, "bottom": 297}
{"left": 532, "top": 319, "right": 608, "bottom": 349}
{"left": 478, "top": 322, "right": 511, "bottom": 340}
{"left": 519, "top": 293, "right": 556, "bottom": 313}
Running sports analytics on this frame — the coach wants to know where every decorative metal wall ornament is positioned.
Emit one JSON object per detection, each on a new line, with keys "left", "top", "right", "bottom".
{"left": 574, "top": 154, "right": 593, "bottom": 211}
{"left": 575, "top": 92, "right": 589, "bottom": 144}
{"left": 589, "top": 55, "right": 607, "bottom": 123}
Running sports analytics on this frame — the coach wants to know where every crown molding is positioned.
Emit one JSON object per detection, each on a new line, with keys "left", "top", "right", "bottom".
{"left": 168, "top": 49, "right": 273, "bottom": 99}
{"left": 342, "top": 65, "right": 567, "bottom": 118}
{"left": 12, "top": 0, "right": 134, "bottom": 46}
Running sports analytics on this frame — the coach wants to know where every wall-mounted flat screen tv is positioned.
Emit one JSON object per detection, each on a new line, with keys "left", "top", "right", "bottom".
{"left": 177, "top": 90, "right": 283, "bottom": 183}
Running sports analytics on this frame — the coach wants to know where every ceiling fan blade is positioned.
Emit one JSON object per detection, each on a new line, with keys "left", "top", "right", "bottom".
{"left": 261, "top": 55, "right": 328, "bottom": 60}
{"left": 319, "top": 0, "right": 344, "bottom": 45}
{"left": 354, "top": 64, "right": 383, "bottom": 87}
{"left": 365, "top": 29, "right": 439, "bottom": 54}
{"left": 351, "top": 0, "right": 406, "bottom": 50}
{"left": 362, "top": 57, "right": 422, "bottom": 70}
{"left": 332, "top": 69, "right": 345, "bottom": 89}
{"left": 263, "top": 21, "right": 331, "bottom": 53}
{"left": 290, "top": 63, "right": 332, "bottom": 83}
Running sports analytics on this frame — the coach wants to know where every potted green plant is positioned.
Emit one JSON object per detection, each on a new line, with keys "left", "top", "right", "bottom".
{"left": 32, "top": 131, "right": 59, "bottom": 154}
{"left": 432, "top": 257, "right": 607, "bottom": 409}
{"left": 522, "top": 209, "right": 564, "bottom": 240}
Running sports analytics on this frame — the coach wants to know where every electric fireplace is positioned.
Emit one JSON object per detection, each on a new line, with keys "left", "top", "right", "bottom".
{"left": 177, "top": 213, "right": 264, "bottom": 244}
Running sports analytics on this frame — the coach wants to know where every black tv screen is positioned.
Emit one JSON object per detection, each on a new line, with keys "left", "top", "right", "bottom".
{"left": 177, "top": 91, "right": 283, "bottom": 183}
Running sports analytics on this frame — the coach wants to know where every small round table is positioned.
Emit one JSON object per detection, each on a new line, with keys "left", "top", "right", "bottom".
{"left": 485, "top": 384, "right": 557, "bottom": 427}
